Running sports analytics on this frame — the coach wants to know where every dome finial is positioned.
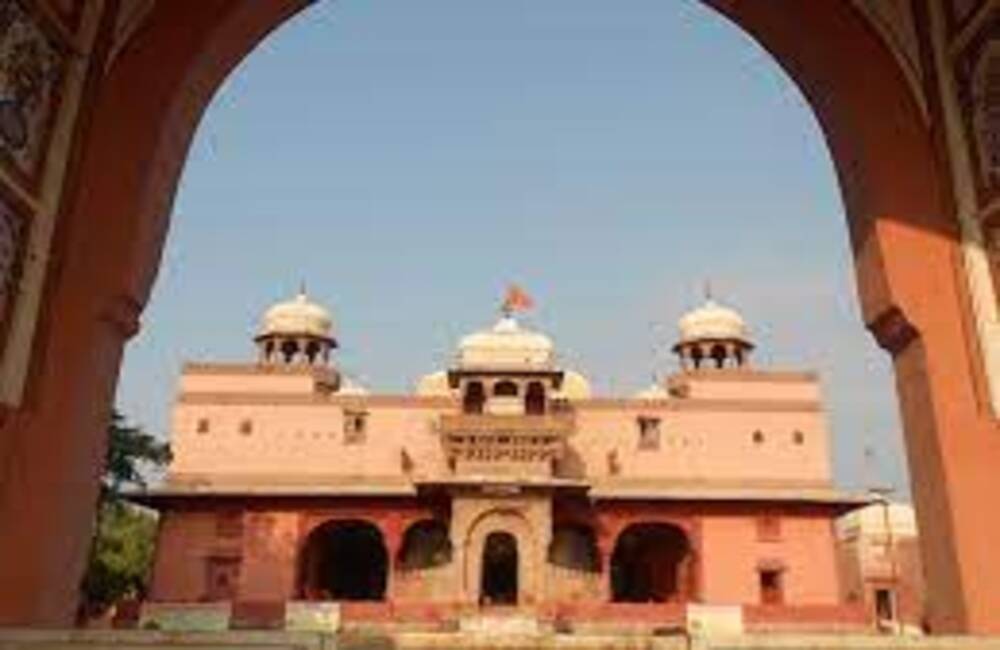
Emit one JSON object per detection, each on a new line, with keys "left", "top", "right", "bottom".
{"left": 298, "top": 279, "right": 307, "bottom": 298}
{"left": 704, "top": 279, "right": 713, "bottom": 302}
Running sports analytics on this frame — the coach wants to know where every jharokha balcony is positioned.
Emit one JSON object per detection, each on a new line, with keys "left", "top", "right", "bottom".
{"left": 438, "top": 413, "right": 575, "bottom": 476}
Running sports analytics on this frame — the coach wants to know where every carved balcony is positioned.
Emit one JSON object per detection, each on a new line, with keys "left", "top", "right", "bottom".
{"left": 438, "top": 413, "right": 575, "bottom": 475}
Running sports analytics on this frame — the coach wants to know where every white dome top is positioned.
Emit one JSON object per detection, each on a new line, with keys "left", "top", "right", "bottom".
{"left": 259, "top": 291, "right": 334, "bottom": 339}
{"left": 678, "top": 299, "right": 750, "bottom": 344}
{"left": 457, "top": 316, "right": 554, "bottom": 369}
{"left": 339, "top": 378, "right": 369, "bottom": 396}
{"left": 415, "top": 370, "right": 452, "bottom": 397}
{"left": 634, "top": 383, "right": 669, "bottom": 400}
{"left": 554, "top": 370, "right": 592, "bottom": 400}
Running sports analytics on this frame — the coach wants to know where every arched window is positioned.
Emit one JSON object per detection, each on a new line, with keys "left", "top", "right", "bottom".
{"left": 463, "top": 381, "right": 486, "bottom": 414}
{"left": 398, "top": 519, "right": 452, "bottom": 570}
{"left": 753, "top": 430, "right": 765, "bottom": 445}
{"left": 793, "top": 430, "right": 805, "bottom": 445}
{"left": 548, "top": 524, "right": 599, "bottom": 572}
{"left": 611, "top": 523, "right": 692, "bottom": 603}
{"left": 525, "top": 381, "right": 546, "bottom": 415}
{"left": 298, "top": 520, "right": 388, "bottom": 601}
{"left": 494, "top": 380, "right": 519, "bottom": 397}
{"left": 710, "top": 344, "right": 727, "bottom": 368}
{"left": 280, "top": 339, "right": 299, "bottom": 363}
{"left": 690, "top": 345, "right": 704, "bottom": 369}
{"left": 305, "top": 340, "right": 321, "bottom": 364}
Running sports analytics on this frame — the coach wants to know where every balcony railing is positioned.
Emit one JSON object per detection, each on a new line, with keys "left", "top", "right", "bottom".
{"left": 439, "top": 413, "right": 575, "bottom": 435}
{"left": 438, "top": 413, "right": 574, "bottom": 465}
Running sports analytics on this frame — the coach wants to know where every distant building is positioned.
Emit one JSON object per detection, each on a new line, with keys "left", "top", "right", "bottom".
{"left": 836, "top": 501, "right": 925, "bottom": 632}
{"left": 135, "top": 289, "right": 881, "bottom": 632}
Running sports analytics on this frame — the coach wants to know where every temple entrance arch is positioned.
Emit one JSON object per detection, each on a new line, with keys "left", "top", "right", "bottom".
{"left": 610, "top": 523, "right": 693, "bottom": 603}
{"left": 480, "top": 531, "right": 518, "bottom": 606}
{"left": 298, "top": 519, "right": 388, "bottom": 601}
{"left": 461, "top": 506, "right": 542, "bottom": 607}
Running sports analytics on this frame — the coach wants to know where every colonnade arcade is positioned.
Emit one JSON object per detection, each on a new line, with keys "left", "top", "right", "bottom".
{"left": 293, "top": 506, "right": 695, "bottom": 609}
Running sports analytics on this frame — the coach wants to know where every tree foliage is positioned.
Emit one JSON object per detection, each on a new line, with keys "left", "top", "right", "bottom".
{"left": 79, "top": 410, "right": 171, "bottom": 619}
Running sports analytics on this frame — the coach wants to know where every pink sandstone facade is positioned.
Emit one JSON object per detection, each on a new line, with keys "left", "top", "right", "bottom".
{"left": 136, "top": 291, "right": 898, "bottom": 632}
{"left": 836, "top": 502, "right": 926, "bottom": 634}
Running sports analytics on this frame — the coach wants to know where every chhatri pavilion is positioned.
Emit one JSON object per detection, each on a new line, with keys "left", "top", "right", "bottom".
{"left": 135, "top": 288, "right": 879, "bottom": 632}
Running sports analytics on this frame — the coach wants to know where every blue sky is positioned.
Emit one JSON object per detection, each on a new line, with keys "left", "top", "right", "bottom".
{"left": 115, "top": 0, "right": 908, "bottom": 494}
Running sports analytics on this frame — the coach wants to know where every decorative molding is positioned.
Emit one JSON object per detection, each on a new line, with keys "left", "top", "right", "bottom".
{"left": 947, "top": 0, "right": 996, "bottom": 49}
{"left": 952, "top": 6, "right": 1000, "bottom": 206}
{"left": 98, "top": 293, "right": 142, "bottom": 339}
{"left": 851, "top": 0, "right": 929, "bottom": 121}
{"left": 0, "top": 182, "right": 27, "bottom": 359}
{"left": 0, "top": 0, "right": 69, "bottom": 193}
{"left": 104, "top": 0, "right": 155, "bottom": 74}
{"left": 175, "top": 391, "right": 824, "bottom": 414}
{"left": 867, "top": 306, "right": 920, "bottom": 356}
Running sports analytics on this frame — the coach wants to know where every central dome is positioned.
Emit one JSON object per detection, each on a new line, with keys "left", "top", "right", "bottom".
{"left": 258, "top": 291, "right": 334, "bottom": 340}
{"left": 677, "top": 299, "right": 750, "bottom": 344}
{"left": 457, "top": 316, "right": 554, "bottom": 369}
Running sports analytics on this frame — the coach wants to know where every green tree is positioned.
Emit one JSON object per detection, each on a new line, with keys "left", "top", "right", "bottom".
{"left": 79, "top": 410, "right": 171, "bottom": 620}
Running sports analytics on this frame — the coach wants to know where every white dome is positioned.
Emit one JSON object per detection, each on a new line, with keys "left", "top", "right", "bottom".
{"left": 634, "top": 383, "right": 669, "bottom": 400}
{"left": 457, "top": 316, "right": 554, "bottom": 369}
{"left": 678, "top": 299, "right": 750, "bottom": 344}
{"left": 259, "top": 291, "right": 334, "bottom": 339}
{"left": 555, "top": 370, "right": 592, "bottom": 400}
{"left": 837, "top": 501, "right": 917, "bottom": 538}
{"left": 339, "top": 378, "right": 369, "bottom": 396}
{"left": 415, "top": 370, "right": 452, "bottom": 397}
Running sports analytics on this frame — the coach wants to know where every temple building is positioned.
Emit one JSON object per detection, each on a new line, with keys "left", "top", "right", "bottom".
{"left": 135, "top": 289, "right": 898, "bottom": 632}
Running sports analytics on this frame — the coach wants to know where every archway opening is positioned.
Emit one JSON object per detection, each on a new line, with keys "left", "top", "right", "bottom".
{"left": 480, "top": 531, "right": 518, "bottom": 606}
{"left": 548, "top": 523, "right": 599, "bottom": 572}
{"left": 463, "top": 381, "right": 486, "bottom": 414}
{"left": 298, "top": 520, "right": 387, "bottom": 601}
{"left": 525, "top": 381, "right": 546, "bottom": 415}
{"left": 399, "top": 519, "right": 452, "bottom": 570}
{"left": 611, "top": 523, "right": 691, "bottom": 603}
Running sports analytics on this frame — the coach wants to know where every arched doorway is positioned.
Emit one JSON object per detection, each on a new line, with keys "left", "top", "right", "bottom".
{"left": 398, "top": 519, "right": 452, "bottom": 570}
{"left": 463, "top": 381, "right": 486, "bottom": 414}
{"left": 525, "top": 382, "right": 546, "bottom": 415}
{"left": 480, "top": 531, "right": 518, "bottom": 606}
{"left": 298, "top": 520, "right": 388, "bottom": 601}
{"left": 610, "top": 523, "right": 693, "bottom": 603}
{"left": 548, "top": 524, "right": 599, "bottom": 572}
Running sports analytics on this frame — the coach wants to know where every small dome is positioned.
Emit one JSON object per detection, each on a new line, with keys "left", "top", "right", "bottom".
{"left": 259, "top": 291, "right": 334, "bottom": 339}
{"left": 678, "top": 299, "right": 750, "bottom": 344}
{"left": 555, "top": 370, "right": 591, "bottom": 400}
{"left": 339, "top": 378, "right": 369, "bottom": 396}
{"left": 634, "top": 383, "right": 669, "bottom": 400}
{"left": 415, "top": 370, "right": 452, "bottom": 397}
{"left": 457, "top": 316, "right": 554, "bottom": 369}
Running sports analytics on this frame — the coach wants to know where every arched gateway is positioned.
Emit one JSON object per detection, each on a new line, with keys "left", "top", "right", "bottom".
{"left": 480, "top": 532, "right": 519, "bottom": 606}
{"left": 298, "top": 520, "right": 388, "bottom": 601}
{"left": 611, "top": 523, "right": 693, "bottom": 603}
{"left": 0, "top": 0, "right": 997, "bottom": 635}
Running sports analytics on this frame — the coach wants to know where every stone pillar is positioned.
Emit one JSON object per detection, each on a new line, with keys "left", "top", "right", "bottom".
{"left": 382, "top": 515, "right": 404, "bottom": 604}
{"left": 0, "top": 294, "right": 137, "bottom": 626}
{"left": 595, "top": 528, "right": 617, "bottom": 604}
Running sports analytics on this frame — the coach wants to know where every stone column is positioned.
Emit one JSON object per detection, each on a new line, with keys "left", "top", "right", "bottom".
{"left": 382, "top": 515, "right": 404, "bottom": 604}
{"left": 595, "top": 528, "right": 617, "bottom": 604}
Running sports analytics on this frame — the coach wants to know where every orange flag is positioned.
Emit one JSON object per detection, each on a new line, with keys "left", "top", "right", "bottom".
{"left": 502, "top": 284, "right": 534, "bottom": 314}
